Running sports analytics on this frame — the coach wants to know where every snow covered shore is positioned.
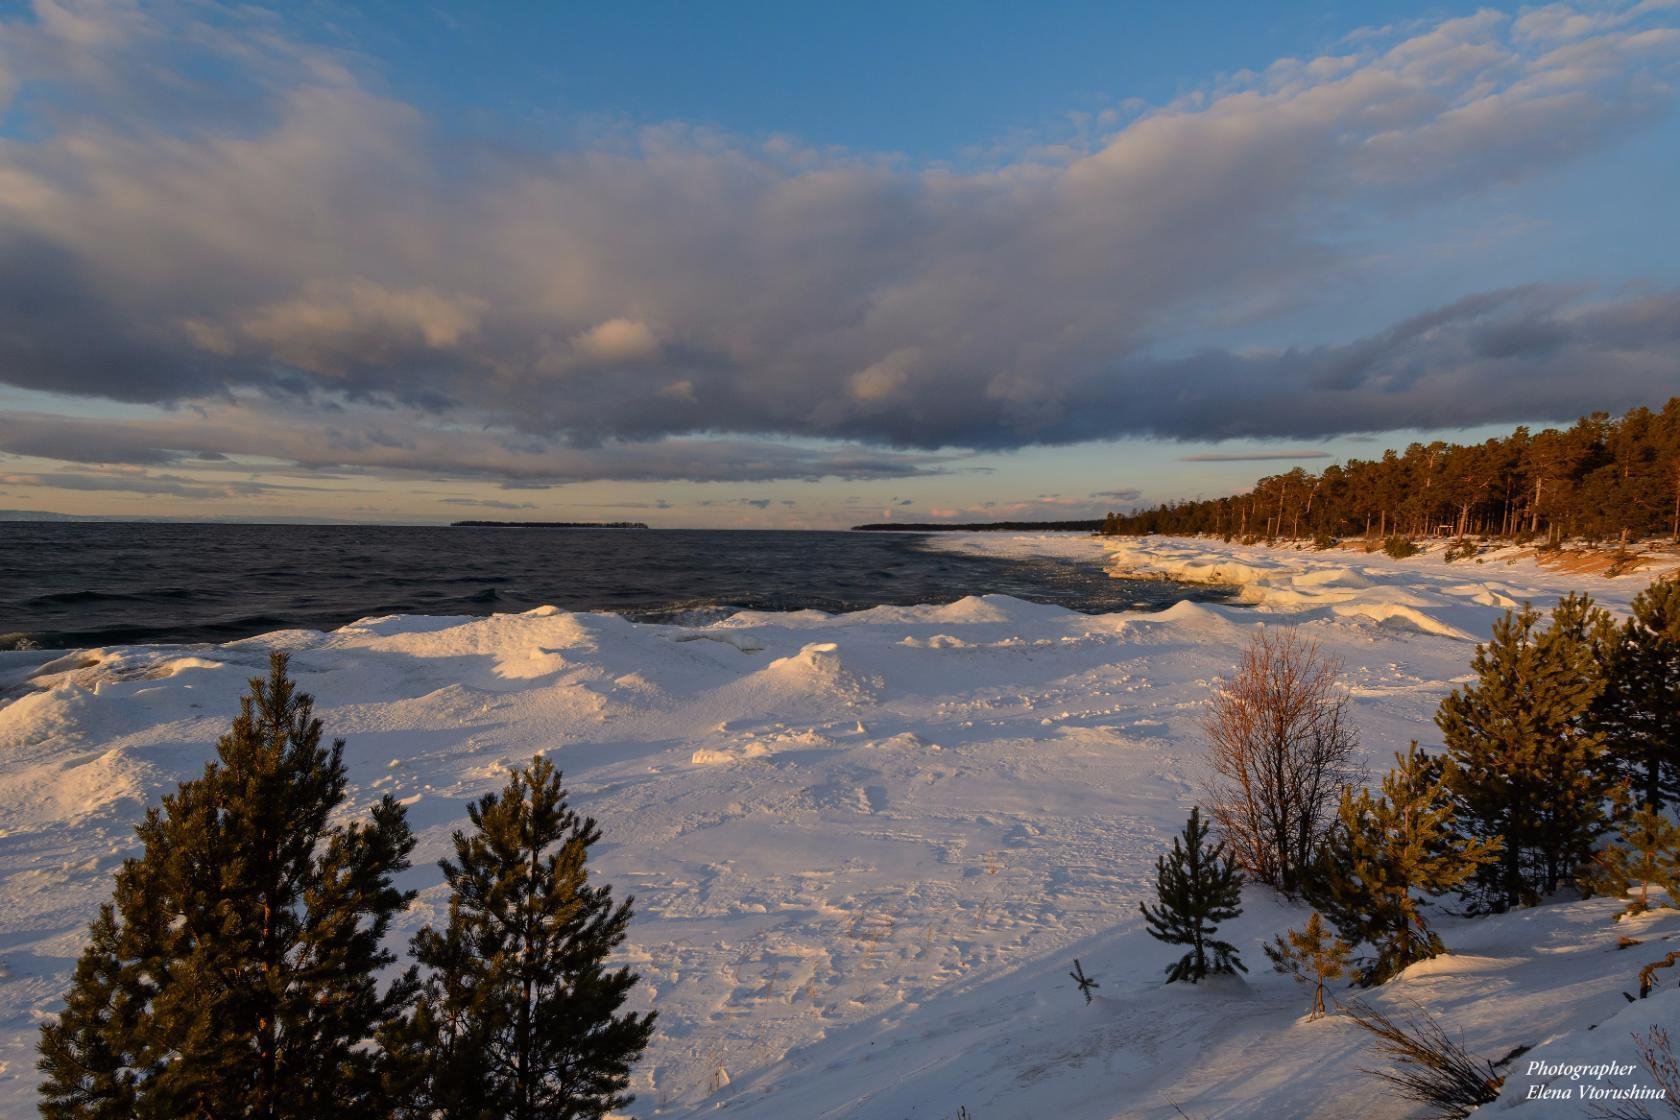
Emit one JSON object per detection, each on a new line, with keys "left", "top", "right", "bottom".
{"left": 2, "top": 534, "right": 1678, "bottom": 1117}
{"left": 932, "top": 531, "right": 1680, "bottom": 634}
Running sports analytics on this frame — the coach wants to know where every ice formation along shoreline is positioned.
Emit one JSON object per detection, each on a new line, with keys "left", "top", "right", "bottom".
{"left": 2, "top": 533, "right": 1678, "bottom": 1118}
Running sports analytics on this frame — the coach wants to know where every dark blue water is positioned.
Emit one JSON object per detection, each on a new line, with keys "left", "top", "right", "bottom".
{"left": 0, "top": 523, "right": 1226, "bottom": 649}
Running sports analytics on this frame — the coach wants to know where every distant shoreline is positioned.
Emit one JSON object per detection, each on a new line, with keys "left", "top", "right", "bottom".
{"left": 449, "top": 520, "right": 650, "bottom": 529}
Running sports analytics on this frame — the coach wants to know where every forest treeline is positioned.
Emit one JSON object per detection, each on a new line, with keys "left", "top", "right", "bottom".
{"left": 1102, "top": 398, "right": 1680, "bottom": 544}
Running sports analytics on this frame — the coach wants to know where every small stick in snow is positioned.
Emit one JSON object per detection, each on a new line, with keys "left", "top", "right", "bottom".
{"left": 1070, "top": 958, "right": 1100, "bottom": 1004}
{"left": 1636, "top": 949, "right": 1680, "bottom": 999}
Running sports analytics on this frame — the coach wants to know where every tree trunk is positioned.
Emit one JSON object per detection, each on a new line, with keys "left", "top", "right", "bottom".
{"left": 517, "top": 842, "right": 540, "bottom": 1120}
{"left": 256, "top": 836, "right": 279, "bottom": 1120}
{"left": 1503, "top": 811, "right": 1522, "bottom": 910}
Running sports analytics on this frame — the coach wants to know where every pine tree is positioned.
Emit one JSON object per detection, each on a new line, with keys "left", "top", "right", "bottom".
{"left": 1263, "top": 911, "right": 1352, "bottom": 1020}
{"left": 1437, "top": 597, "right": 1613, "bottom": 910}
{"left": 407, "top": 755, "right": 656, "bottom": 1120}
{"left": 37, "top": 652, "right": 418, "bottom": 1119}
{"left": 1588, "top": 805, "right": 1680, "bottom": 916}
{"left": 1597, "top": 580, "right": 1680, "bottom": 811}
{"left": 36, "top": 907, "right": 139, "bottom": 1120}
{"left": 1140, "top": 807, "right": 1247, "bottom": 983}
{"left": 1311, "top": 745, "right": 1498, "bottom": 986}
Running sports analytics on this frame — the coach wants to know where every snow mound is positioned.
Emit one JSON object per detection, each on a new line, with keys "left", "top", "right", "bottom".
{"left": 736, "top": 641, "right": 881, "bottom": 706}
{"left": 0, "top": 685, "right": 96, "bottom": 750}
{"left": 1330, "top": 600, "right": 1477, "bottom": 640}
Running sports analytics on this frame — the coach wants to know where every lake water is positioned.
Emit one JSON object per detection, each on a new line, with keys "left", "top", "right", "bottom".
{"left": 0, "top": 523, "right": 1227, "bottom": 649}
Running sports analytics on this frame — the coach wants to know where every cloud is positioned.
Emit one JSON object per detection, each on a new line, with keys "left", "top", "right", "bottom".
{"left": 1090, "top": 488, "right": 1143, "bottom": 501}
{"left": 846, "top": 349, "right": 920, "bottom": 405}
{"left": 697, "top": 497, "right": 790, "bottom": 510}
{"left": 0, "top": 0, "right": 1673, "bottom": 490}
{"left": 1178, "top": 451, "right": 1331, "bottom": 463}
{"left": 0, "top": 467, "right": 278, "bottom": 499}
{"left": 0, "top": 407, "right": 948, "bottom": 483}
{"left": 439, "top": 497, "right": 538, "bottom": 510}
{"left": 572, "top": 318, "right": 659, "bottom": 364}
{"left": 918, "top": 494, "right": 1122, "bottom": 521}
{"left": 194, "top": 279, "right": 487, "bottom": 377}
{"left": 1112, "top": 286, "right": 1680, "bottom": 440}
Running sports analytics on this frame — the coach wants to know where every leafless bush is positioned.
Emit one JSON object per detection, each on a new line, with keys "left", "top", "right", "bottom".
{"left": 1344, "top": 999, "right": 1503, "bottom": 1119}
{"left": 1202, "top": 627, "right": 1360, "bottom": 894}
{"left": 1589, "top": 1025, "right": 1680, "bottom": 1119}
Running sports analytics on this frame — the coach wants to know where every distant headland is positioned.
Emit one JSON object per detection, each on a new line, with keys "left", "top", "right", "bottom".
{"left": 450, "top": 520, "right": 650, "bottom": 529}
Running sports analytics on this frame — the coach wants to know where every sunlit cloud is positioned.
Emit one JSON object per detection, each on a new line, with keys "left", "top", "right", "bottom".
{"left": 1178, "top": 451, "right": 1331, "bottom": 463}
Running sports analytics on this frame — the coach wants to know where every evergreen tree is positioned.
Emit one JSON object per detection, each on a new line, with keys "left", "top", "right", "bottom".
{"left": 37, "top": 652, "right": 418, "bottom": 1119}
{"left": 36, "top": 907, "right": 139, "bottom": 1120}
{"left": 1437, "top": 597, "right": 1613, "bottom": 910}
{"left": 1140, "top": 807, "right": 1246, "bottom": 983}
{"left": 1311, "top": 745, "right": 1498, "bottom": 985}
{"left": 1587, "top": 805, "right": 1680, "bottom": 916}
{"left": 1263, "top": 911, "right": 1352, "bottom": 1020}
{"left": 1597, "top": 580, "right": 1680, "bottom": 811}
{"left": 407, "top": 756, "right": 656, "bottom": 1120}
{"left": 1101, "top": 397, "right": 1680, "bottom": 543}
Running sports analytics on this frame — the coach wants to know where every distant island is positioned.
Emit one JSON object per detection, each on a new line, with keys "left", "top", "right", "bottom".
{"left": 852, "top": 520, "right": 1101, "bottom": 532}
{"left": 450, "top": 520, "right": 650, "bottom": 529}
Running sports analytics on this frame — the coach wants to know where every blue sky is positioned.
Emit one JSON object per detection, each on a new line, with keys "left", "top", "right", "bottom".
{"left": 319, "top": 2, "right": 1462, "bottom": 156}
{"left": 0, "top": 0, "right": 1676, "bottom": 525}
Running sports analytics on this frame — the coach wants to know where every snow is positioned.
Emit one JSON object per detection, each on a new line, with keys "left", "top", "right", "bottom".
{"left": 2, "top": 533, "right": 1678, "bottom": 1117}
{"left": 931, "top": 532, "right": 1680, "bottom": 637}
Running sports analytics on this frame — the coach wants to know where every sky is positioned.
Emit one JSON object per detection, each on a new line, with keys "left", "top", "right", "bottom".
{"left": 0, "top": 0, "right": 1676, "bottom": 527}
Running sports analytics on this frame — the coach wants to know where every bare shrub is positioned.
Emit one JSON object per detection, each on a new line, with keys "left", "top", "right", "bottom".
{"left": 1642, "top": 1028, "right": 1680, "bottom": 1115}
{"left": 1589, "top": 1024, "right": 1680, "bottom": 1119}
{"left": 1344, "top": 999, "right": 1503, "bottom": 1119}
{"left": 1203, "top": 628, "right": 1360, "bottom": 894}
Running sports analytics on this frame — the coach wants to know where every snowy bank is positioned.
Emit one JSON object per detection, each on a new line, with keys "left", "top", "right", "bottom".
{"left": 2, "top": 534, "right": 1678, "bottom": 1117}
{"left": 932, "top": 532, "right": 1680, "bottom": 639}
